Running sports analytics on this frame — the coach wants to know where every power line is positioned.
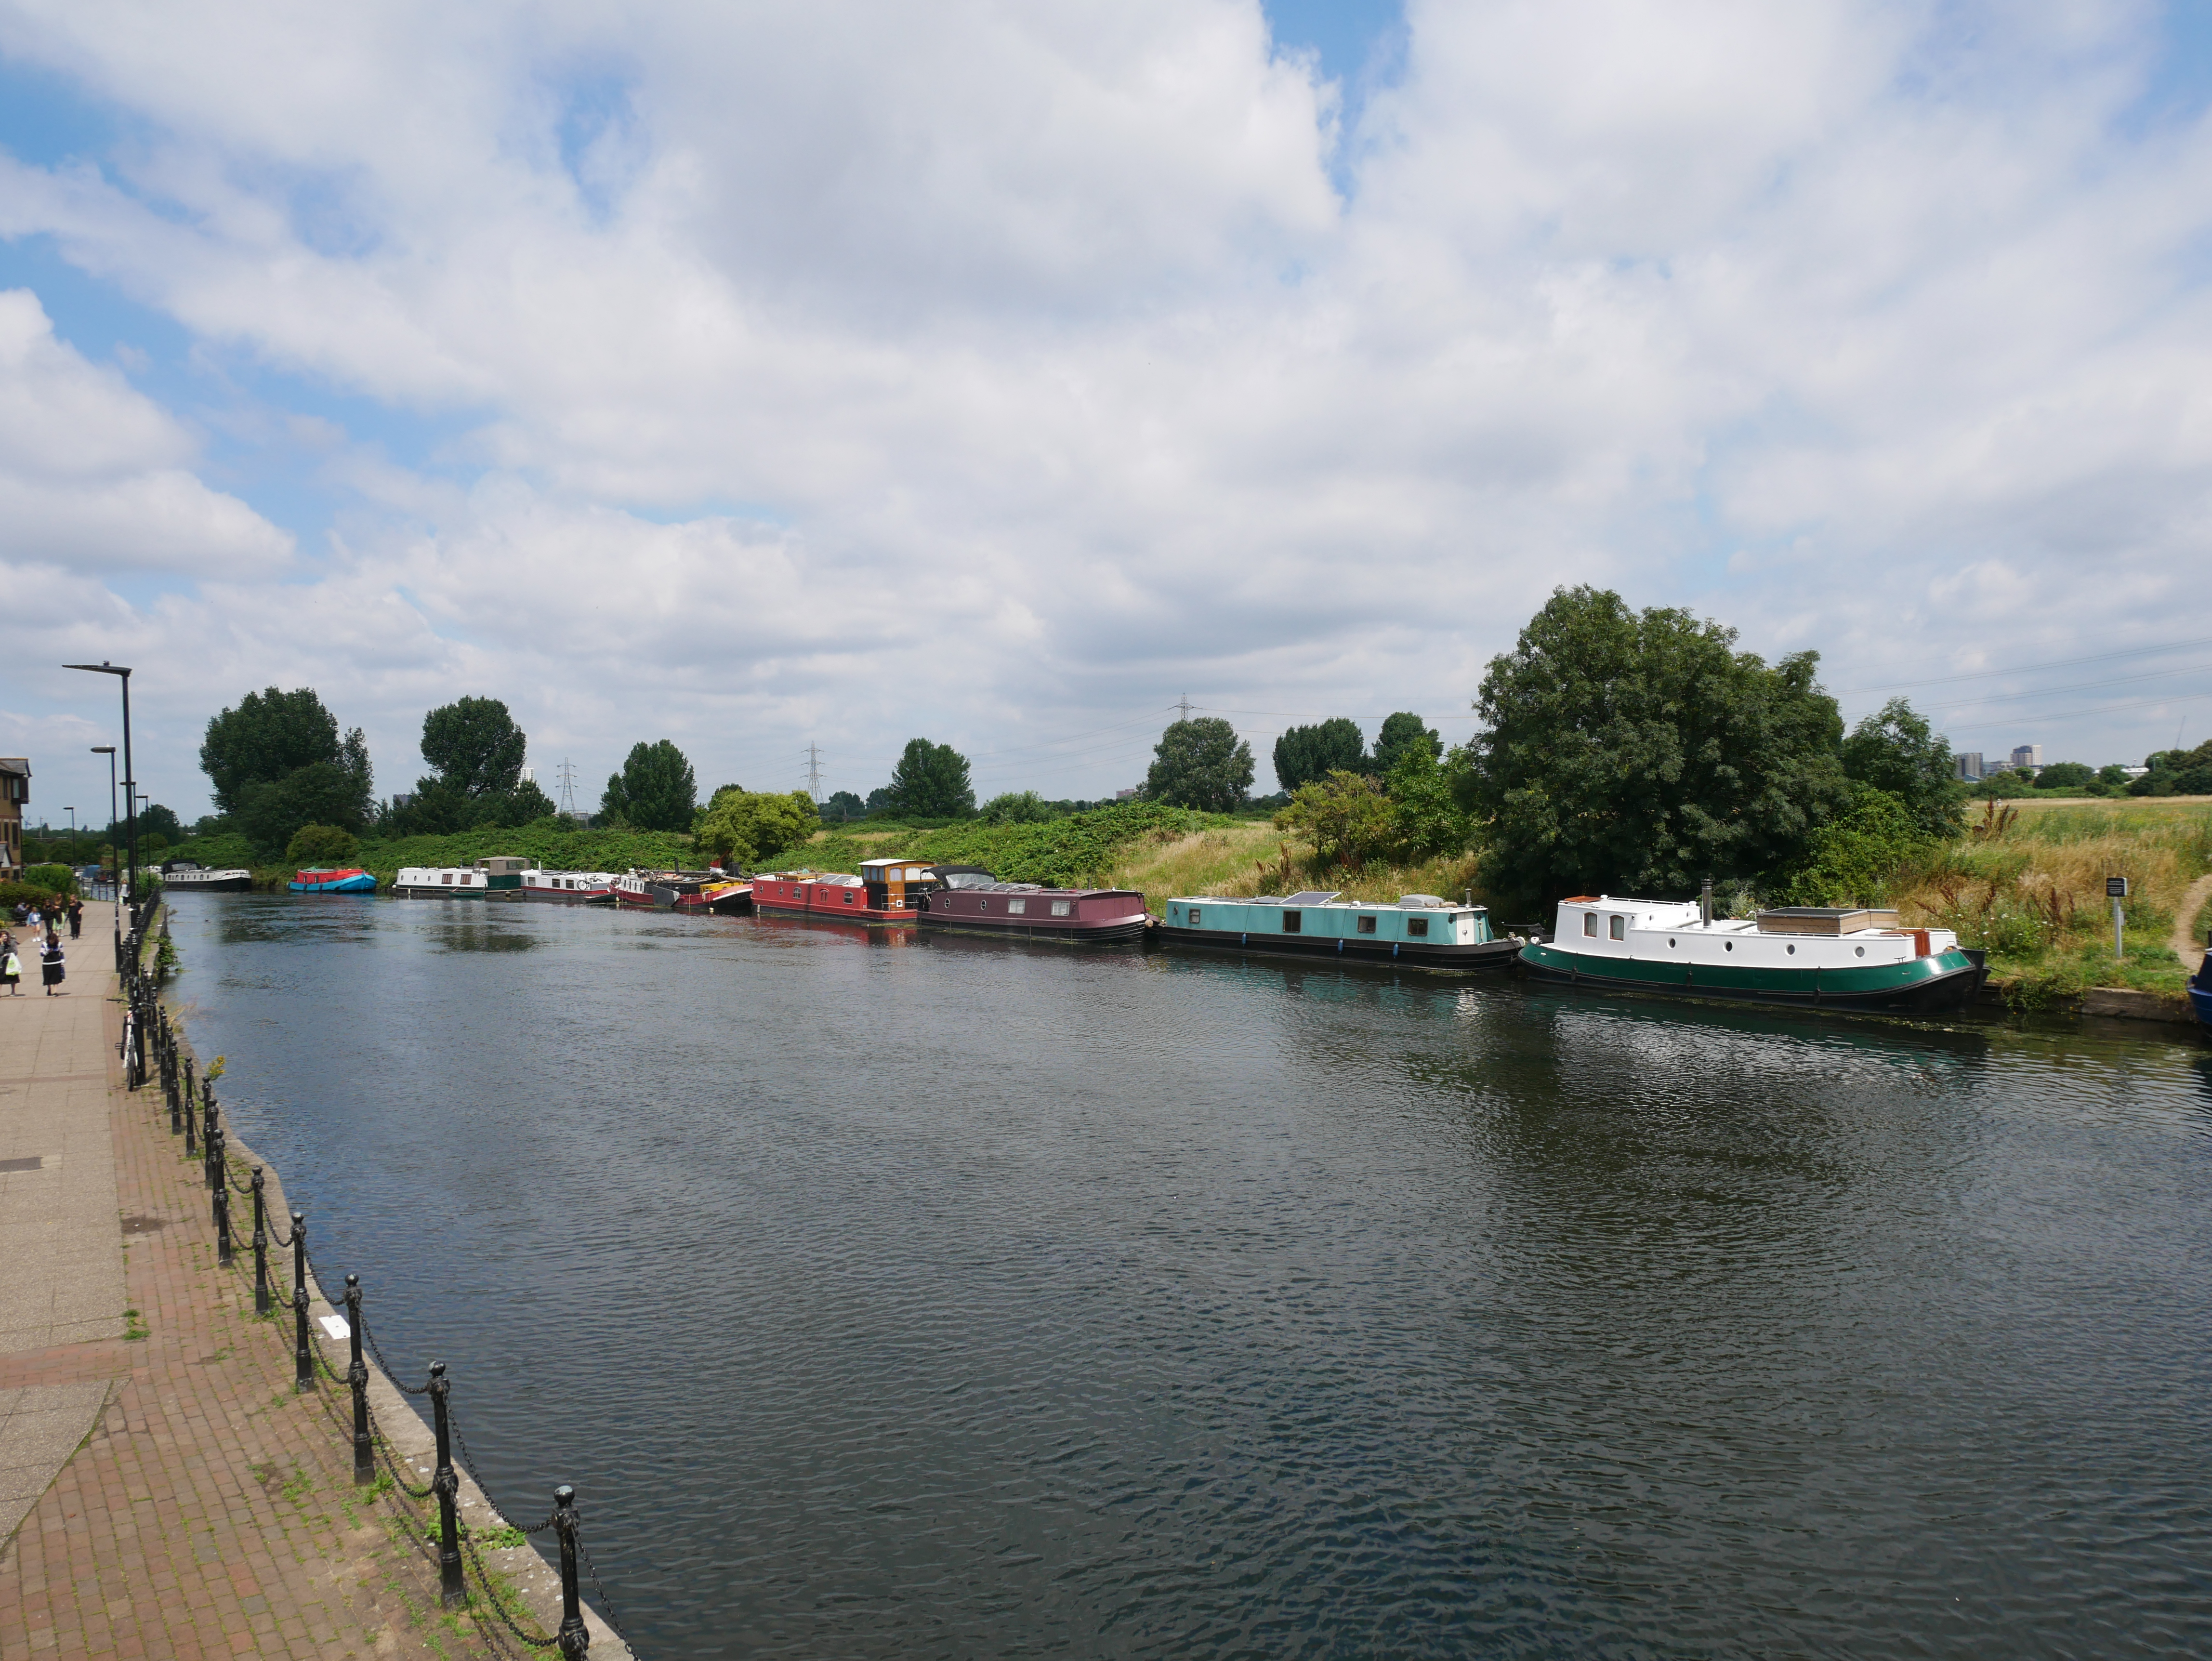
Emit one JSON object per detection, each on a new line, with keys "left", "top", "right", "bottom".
{"left": 1936, "top": 690, "right": 2211, "bottom": 735}
{"left": 1923, "top": 660, "right": 2212, "bottom": 715}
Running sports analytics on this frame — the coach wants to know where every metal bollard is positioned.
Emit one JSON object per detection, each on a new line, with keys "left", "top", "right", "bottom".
{"left": 176, "top": 1056, "right": 190, "bottom": 1136}
{"left": 201, "top": 1083, "right": 217, "bottom": 1173}
{"left": 132, "top": 989, "right": 146, "bottom": 1088}
{"left": 214, "top": 1172, "right": 232, "bottom": 1266}
{"left": 345, "top": 1276, "right": 371, "bottom": 1485}
{"left": 251, "top": 1168, "right": 270, "bottom": 1316}
{"left": 429, "top": 1363, "right": 466, "bottom": 1608}
{"left": 204, "top": 1096, "right": 221, "bottom": 1188}
{"left": 291, "top": 1212, "right": 314, "bottom": 1392}
{"left": 553, "top": 1485, "right": 590, "bottom": 1656}
{"left": 183, "top": 1077, "right": 197, "bottom": 1154}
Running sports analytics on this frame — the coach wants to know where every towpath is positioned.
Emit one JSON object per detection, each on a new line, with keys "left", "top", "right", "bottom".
{"left": 0, "top": 905, "right": 565, "bottom": 1661}
{"left": 2172, "top": 872, "right": 2212, "bottom": 969}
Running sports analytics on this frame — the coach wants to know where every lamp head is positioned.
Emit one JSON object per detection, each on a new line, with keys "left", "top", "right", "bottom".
{"left": 90, "top": 746, "right": 115, "bottom": 755}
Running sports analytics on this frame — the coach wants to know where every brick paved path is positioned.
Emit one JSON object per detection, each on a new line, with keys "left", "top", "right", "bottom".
{"left": 0, "top": 909, "right": 540, "bottom": 1661}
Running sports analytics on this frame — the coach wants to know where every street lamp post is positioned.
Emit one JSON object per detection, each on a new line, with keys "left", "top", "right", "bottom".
{"left": 90, "top": 748, "right": 117, "bottom": 895}
{"left": 66, "top": 808, "right": 76, "bottom": 867}
{"left": 65, "top": 665, "right": 134, "bottom": 903}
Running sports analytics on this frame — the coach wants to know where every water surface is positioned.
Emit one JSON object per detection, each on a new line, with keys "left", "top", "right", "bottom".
{"left": 167, "top": 895, "right": 2212, "bottom": 1658}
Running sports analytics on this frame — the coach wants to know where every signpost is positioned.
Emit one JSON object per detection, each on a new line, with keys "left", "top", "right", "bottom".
{"left": 2107, "top": 875, "right": 2129, "bottom": 960}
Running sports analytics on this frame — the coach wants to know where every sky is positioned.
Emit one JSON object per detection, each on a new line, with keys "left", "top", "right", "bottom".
{"left": 4, "top": 0, "right": 2212, "bottom": 823}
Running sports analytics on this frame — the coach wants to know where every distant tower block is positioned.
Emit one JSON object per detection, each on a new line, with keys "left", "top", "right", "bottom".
{"left": 2011, "top": 744, "right": 2041, "bottom": 770}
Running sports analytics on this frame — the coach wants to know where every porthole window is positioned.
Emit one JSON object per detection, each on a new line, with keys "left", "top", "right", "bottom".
{"left": 1668, "top": 938, "right": 1676, "bottom": 948}
{"left": 1725, "top": 942, "right": 1733, "bottom": 952}
{"left": 1787, "top": 944, "right": 1795, "bottom": 954}
{"left": 1855, "top": 946, "right": 1865, "bottom": 957}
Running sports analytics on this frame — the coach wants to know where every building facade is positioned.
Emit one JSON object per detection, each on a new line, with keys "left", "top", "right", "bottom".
{"left": 1953, "top": 752, "right": 1984, "bottom": 781}
{"left": 0, "top": 758, "right": 26, "bottom": 880}
{"left": 2011, "top": 744, "right": 2042, "bottom": 769}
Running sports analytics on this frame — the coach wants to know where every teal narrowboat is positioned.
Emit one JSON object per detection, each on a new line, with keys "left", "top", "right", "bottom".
{"left": 1157, "top": 891, "right": 1523, "bottom": 969}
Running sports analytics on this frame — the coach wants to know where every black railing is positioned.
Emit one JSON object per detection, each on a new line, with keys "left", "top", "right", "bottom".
{"left": 120, "top": 903, "right": 626, "bottom": 1657}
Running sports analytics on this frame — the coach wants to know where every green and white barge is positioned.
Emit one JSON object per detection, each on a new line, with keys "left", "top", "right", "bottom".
{"left": 1158, "top": 892, "right": 1525, "bottom": 970}
{"left": 1518, "top": 897, "right": 1987, "bottom": 1013}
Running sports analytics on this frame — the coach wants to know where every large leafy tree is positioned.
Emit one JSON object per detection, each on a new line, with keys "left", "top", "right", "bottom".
{"left": 885, "top": 739, "right": 975, "bottom": 817}
{"left": 1146, "top": 717, "right": 1253, "bottom": 810}
{"left": 1273, "top": 718, "right": 1366, "bottom": 793}
{"left": 1370, "top": 712, "right": 1441, "bottom": 776}
{"left": 818, "top": 790, "right": 866, "bottom": 821}
{"left": 405, "top": 697, "right": 551, "bottom": 830}
{"left": 201, "top": 687, "right": 370, "bottom": 817}
{"left": 693, "top": 785, "right": 817, "bottom": 866}
{"left": 1464, "top": 586, "right": 1850, "bottom": 909}
{"left": 1839, "top": 698, "right": 1964, "bottom": 841}
{"left": 603, "top": 740, "right": 698, "bottom": 831}
{"left": 201, "top": 686, "right": 372, "bottom": 851}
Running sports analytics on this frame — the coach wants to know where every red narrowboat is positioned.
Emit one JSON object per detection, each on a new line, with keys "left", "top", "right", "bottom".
{"left": 919, "top": 866, "right": 1149, "bottom": 945}
{"left": 750, "top": 858, "right": 938, "bottom": 923}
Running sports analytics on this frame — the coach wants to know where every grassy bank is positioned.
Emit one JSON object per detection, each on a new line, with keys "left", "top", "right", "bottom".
{"left": 168, "top": 824, "right": 697, "bottom": 889}
{"left": 1894, "top": 800, "right": 2212, "bottom": 1003}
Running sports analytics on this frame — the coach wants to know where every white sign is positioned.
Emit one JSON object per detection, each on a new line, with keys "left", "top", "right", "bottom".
{"left": 318, "top": 1313, "right": 352, "bottom": 1341}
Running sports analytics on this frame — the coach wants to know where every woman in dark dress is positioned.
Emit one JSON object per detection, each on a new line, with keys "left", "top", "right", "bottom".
{"left": 40, "top": 932, "right": 65, "bottom": 995}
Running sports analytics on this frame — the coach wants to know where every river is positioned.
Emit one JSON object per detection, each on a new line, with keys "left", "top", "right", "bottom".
{"left": 163, "top": 894, "right": 2212, "bottom": 1659}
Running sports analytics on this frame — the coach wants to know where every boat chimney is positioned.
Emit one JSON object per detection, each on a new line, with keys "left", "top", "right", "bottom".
{"left": 1700, "top": 877, "right": 1713, "bottom": 927}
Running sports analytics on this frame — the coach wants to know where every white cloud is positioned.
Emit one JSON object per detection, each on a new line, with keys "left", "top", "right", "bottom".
{"left": 1, "top": 0, "right": 2210, "bottom": 815}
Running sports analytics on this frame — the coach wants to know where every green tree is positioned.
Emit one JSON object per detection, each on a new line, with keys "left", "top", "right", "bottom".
{"left": 2096, "top": 764, "right": 2132, "bottom": 791}
{"left": 237, "top": 760, "right": 376, "bottom": 854}
{"left": 819, "top": 790, "right": 866, "bottom": 821}
{"left": 1273, "top": 719, "right": 1366, "bottom": 793}
{"left": 2032, "top": 761, "right": 2095, "bottom": 789}
{"left": 285, "top": 823, "right": 360, "bottom": 866}
{"left": 1276, "top": 769, "right": 1396, "bottom": 868}
{"left": 1839, "top": 699, "right": 1964, "bottom": 840}
{"left": 420, "top": 698, "right": 527, "bottom": 800}
{"left": 1384, "top": 743, "right": 1475, "bottom": 861}
{"left": 1370, "top": 712, "right": 1442, "bottom": 776}
{"left": 2130, "top": 739, "right": 2212, "bottom": 796}
{"left": 1464, "top": 586, "right": 1849, "bottom": 910}
{"left": 1974, "top": 769, "right": 2036, "bottom": 799}
{"left": 602, "top": 740, "right": 698, "bottom": 831}
{"left": 200, "top": 687, "right": 372, "bottom": 833}
{"left": 980, "top": 790, "right": 1051, "bottom": 824}
{"left": 693, "top": 786, "right": 816, "bottom": 866}
{"left": 886, "top": 739, "right": 975, "bottom": 817}
{"left": 1146, "top": 717, "right": 1253, "bottom": 810}
{"left": 138, "top": 804, "right": 184, "bottom": 844}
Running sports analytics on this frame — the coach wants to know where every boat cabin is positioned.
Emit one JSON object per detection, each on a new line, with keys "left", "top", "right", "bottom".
{"left": 1552, "top": 896, "right": 1950, "bottom": 966}
{"left": 861, "top": 858, "right": 940, "bottom": 912}
{"left": 1163, "top": 892, "right": 1496, "bottom": 946}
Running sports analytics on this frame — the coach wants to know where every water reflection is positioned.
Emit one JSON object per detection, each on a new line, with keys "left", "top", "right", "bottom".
{"left": 160, "top": 891, "right": 2212, "bottom": 1660}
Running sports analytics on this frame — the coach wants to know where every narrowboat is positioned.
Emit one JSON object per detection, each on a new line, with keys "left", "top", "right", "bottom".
{"left": 391, "top": 856, "right": 527, "bottom": 899}
{"left": 521, "top": 869, "right": 616, "bottom": 903}
{"left": 1517, "top": 896, "right": 1988, "bottom": 1012}
{"left": 922, "top": 866, "right": 1149, "bottom": 944}
{"left": 289, "top": 867, "right": 376, "bottom": 894}
{"left": 645, "top": 870, "right": 753, "bottom": 915}
{"left": 162, "top": 858, "right": 253, "bottom": 894}
{"left": 1157, "top": 891, "right": 1521, "bottom": 968}
{"left": 610, "top": 871, "right": 655, "bottom": 909}
{"left": 2190, "top": 932, "right": 2212, "bottom": 1033}
{"left": 751, "top": 858, "right": 939, "bottom": 923}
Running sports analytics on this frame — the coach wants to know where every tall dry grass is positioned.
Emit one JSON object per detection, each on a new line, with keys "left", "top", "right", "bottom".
{"left": 1892, "top": 800, "right": 2212, "bottom": 995}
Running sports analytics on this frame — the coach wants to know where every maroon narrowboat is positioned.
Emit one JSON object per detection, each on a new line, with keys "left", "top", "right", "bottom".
{"left": 750, "top": 857, "right": 938, "bottom": 924}
{"left": 919, "top": 866, "right": 1149, "bottom": 945}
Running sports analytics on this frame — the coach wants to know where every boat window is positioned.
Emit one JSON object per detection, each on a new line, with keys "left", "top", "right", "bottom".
{"left": 1188, "top": 907, "right": 1200, "bottom": 925}
{"left": 979, "top": 900, "right": 989, "bottom": 911}
{"left": 1051, "top": 900, "right": 1072, "bottom": 918}
{"left": 1725, "top": 942, "right": 1733, "bottom": 952}
{"left": 1582, "top": 912, "right": 1596, "bottom": 937}
{"left": 843, "top": 890, "right": 856, "bottom": 904}
{"left": 1008, "top": 899, "right": 1027, "bottom": 914}
{"left": 441, "top": 873, "right": 452, "bottom": 885}
{"left": 1408, "top": 917, "right": 1429, "bottom": 938}
{"left": 1356, "top": 915, "right": 1377, "bottom": 935}
{"left": 1609, "top": 915, "right": 1625, "bottom": 940}
{"left": 1282, "top": 910, "right": 1302, "bottom": 933}
{"left": 1856, "top": 946, "right": 1865, "bottom": 957}
{"left": 1787, "top": 944, "right": 1795, "bottom": 954}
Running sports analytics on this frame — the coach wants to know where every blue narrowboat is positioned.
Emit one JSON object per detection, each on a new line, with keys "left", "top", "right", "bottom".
{"left": 1156, "top": 891, "right": 1523, "bottom": 969}
{"left": 2190, "top": 932, "right": 2212, "bottom": 1033}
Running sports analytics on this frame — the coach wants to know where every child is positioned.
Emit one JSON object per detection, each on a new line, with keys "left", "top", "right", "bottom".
{"left": 39, "top": 932, "right": 64, "bottom": 996}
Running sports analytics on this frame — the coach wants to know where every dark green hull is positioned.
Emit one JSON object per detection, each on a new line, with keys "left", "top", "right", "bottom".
{"left": 1518, "top": 942, "right": 1987, "bottom": 1013}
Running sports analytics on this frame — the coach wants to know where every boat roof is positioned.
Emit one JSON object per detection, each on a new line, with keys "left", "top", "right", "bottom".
{"left": 1173, "top": 893, "right": 1486, "bottom": 910}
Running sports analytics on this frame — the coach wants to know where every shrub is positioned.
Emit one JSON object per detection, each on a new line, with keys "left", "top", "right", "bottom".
{"left": 23, "top": 863, "right": 77, "bottom": 895}
{"left": 0, "top": 879, "right": 69, "bottom": 913}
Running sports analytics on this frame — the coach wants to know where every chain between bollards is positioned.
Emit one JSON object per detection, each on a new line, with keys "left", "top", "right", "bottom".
{"left": 429, "top": 1362, "right": 467, "bottom": 1608}
{"left": 291, "top": 1212, "right": 314, "bottom": 1391}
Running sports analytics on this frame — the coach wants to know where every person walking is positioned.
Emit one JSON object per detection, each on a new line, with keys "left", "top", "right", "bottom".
{"left": 0, "top": 935, "right": 19, "bottom": 996}
{"left": 66, "top": 896, "right": 81, "bottom": 939}
{"left": 39, "top": 931, "right": 64, "bottom": 996}
{"left": 24, "top": 905, "right": 40, "bottom": 935}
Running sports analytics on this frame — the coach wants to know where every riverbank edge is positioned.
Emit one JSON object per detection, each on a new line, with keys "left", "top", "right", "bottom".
{"left": 158, "top": 972, "right": 634, "bottom": 1659}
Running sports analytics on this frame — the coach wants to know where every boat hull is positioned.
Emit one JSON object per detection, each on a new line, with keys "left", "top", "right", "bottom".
{"left": 166, "top": 871, "right": 255, "bottom": 894}
{"left": 2190, "top": 973, "right": 2212, "bottom": 1031}
{"left": 1156, "top": 925, "right": 1519, "bottom": 970}
{"left": 752, "top": 877, "right": 919, "bottom": 925}
{"left": 290, "top": 873, "right": 376, "bottom": 894}
{"left": 1517, "top": 941, "right": 1988, "bottom": 1012}
{"left": 925, "top": 912, "right": 1149, "bottom": 945}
